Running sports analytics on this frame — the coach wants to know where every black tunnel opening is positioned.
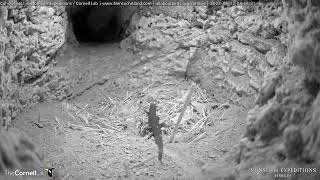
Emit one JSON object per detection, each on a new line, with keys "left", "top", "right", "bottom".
{"left": 67, "top": 6, "right": 124, "bottom": 43}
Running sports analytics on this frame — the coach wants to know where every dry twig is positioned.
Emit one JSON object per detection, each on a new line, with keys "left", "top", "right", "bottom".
{"left": 214, "top": 125, "right": 233, "bottom": 136}
{"left": 196, "top": 84, "right": 208, "bottom": 102}
{"left": 218, "top": 110, "right": 227, "bottom": 121}
{"left": 188, "top": 116, "right": 208, "bottom": 133}
{"left": 131, "top": 155, "right": 157, "bottom": 169}
{"left": 54, "top": 116, "right": 63, "bottom": 135}
{"left": 63, "top": 102, "right": 77, "bottom": 120}
{"left": 92, "top": 118, "right": 121, "bottom": 132}
{"left": 109, "top": 106, "right": 116, "bottom": 116}
{"left": 33, "top": 113, "right": 44, "bottom": 128}
{"left": 142, "top": 81, "right": 155, "bottom": 92}
{"left": 168, "top": 83, "right": 195, "bottom": 143}
{"left": 188, "top": 132, "right": 207, "bottom": 144}
{"left": 77, "top": 113, "right": 89, "bottom": 125}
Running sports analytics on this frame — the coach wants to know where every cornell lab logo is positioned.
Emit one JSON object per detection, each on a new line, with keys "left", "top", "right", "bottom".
{"left": 44, "top": 168, "right": 54, "bottom": 177}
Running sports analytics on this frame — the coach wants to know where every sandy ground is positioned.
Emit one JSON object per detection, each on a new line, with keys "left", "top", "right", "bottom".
{"left": 13, "top": 42, "right": 251, "bottom": 180}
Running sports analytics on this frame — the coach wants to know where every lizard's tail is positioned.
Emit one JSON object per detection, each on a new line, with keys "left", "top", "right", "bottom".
{"left": 156, "top": 135, "right": 163, "bottom": 162}
{"left": 158, "top": 148, "right": 163, "bottom": 162}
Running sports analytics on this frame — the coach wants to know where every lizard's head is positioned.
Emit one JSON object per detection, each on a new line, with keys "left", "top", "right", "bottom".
{"left": 150, "top": 103, "right": 157, "bottom": 109}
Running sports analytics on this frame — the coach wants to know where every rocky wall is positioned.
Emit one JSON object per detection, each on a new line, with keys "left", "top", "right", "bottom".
{"left": 0, "top": 1, "right": 68, "bottom": 130}
{"left": 198, "top": 0, "right": 320, "bottom": 179}
{"left": 124, "top": 1, "right": 287, "bottom": 107}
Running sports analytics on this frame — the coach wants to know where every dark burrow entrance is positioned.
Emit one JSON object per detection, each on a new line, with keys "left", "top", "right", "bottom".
{"left": 67, "top": 6, "right": 124, "bottom": 43}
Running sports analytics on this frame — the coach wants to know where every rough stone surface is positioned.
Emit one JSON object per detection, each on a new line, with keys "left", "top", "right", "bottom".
{"left": 0, "top": 1, "right": 68, "bottom": 129}
{"left": 127, "top": 2, "right": 288, "bottom": 108}
{"left": 198, "top": 0, "right": 320, "bottom": 179}
{"left": 265, "top": 43, "right": 287, "bottom": 67}
{"left": 289, "top": 0, "right": 320, "bottom": 83}
{"left": 148, "top": 2, "right": 195, "bottom": 22}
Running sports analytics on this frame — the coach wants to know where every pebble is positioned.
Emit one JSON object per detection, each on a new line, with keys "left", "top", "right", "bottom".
{"left": 146, "top": 53, "right": 154, "bottom": 58}
{"left": 101, "top": 173, "right": 112, "bottom": 178}
{"left": 222, "top": 66, "right": 230, "bottom": 73}
{"left": 213, "top": 74, "right": 224, "bottom": 80}
{"left": 231, "top": 67, "right": 245, "bottom": 76}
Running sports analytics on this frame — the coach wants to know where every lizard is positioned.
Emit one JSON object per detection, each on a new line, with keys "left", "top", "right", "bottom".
{"left": 145, "top": 103, "right": 164, "bottom": 163}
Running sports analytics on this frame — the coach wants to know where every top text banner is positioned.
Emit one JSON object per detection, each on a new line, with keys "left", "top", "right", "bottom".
{"left": 1, "top": 0, "right": 258, "bottom": 6}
